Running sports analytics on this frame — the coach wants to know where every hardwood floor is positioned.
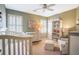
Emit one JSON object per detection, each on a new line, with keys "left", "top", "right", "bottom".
{"left": 32, "top": 38, "right": 61, "bottom": 55}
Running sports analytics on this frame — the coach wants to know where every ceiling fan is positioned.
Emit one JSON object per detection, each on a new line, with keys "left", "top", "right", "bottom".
{"left": 33, "top": 4, "right": 55, "bottom": 12}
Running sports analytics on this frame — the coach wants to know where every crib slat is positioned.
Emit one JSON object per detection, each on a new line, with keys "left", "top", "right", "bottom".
{"left": 13, "top": 39, "right": 15, "bottom": 55}
{"left": 18, "top": 39, "right": 20, "bottom": 55}
{"left": 2, "top": 39, "right": 5, "bottom": 55}
{"left": 25, "top": 40, "right": 27, "bottom": 55}
{"left": 29, "top": 39, "right": 32, "bottom": 55}
{"left": 22, "top": 40, "right": 24, "bottom": 55}
{"left": 8, "top": 39, "right": 11, "bottom": 55}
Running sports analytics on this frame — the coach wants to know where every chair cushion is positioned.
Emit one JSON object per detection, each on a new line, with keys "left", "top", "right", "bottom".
{"left": 45, "top": 40, "right": 54, "bottom": 44}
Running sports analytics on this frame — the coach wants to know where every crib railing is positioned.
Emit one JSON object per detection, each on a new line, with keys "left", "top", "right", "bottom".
{"left": 0, "top": 31, "right": 25, "bottom": 35}
{"left": 0, "top": 35, "right": 32, "bottom": 55}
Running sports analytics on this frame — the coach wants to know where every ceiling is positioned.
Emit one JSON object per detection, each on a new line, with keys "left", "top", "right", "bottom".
{"left": 5, "top": 4, "right": 79, "bottom": 17}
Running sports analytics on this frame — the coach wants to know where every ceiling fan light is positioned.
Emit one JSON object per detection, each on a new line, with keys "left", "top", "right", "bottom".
{"left": 33, "top": 4, "right": 54, "bottom": 12}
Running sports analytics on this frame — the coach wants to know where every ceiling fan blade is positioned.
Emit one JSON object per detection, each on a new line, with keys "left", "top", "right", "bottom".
{"left": 47, "top": 8, "right": 54, "bottom": 11}
{"left": 33, "top": 8, "right": 42, "bottom": 11}
{"left": 47, "top": 4, "right": 55, "bottom": 7}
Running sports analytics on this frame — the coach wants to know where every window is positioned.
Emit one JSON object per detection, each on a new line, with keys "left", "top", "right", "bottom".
{"left": 48, "top": 20, "right": 52, "bottom": 34}
{"left": 8, "top": 14, "right": 23, "bottom": 32}
{"left": 40, "top": 19, "right": 47, "bottom": 33}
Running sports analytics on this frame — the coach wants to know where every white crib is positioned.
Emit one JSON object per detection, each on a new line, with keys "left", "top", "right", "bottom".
{"left": 0, "top": 31, "right": 32, "bottom": 55}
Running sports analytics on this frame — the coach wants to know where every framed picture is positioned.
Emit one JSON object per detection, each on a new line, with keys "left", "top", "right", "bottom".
{"left": 28, "top": 19, "right": 37, "bottom": 30}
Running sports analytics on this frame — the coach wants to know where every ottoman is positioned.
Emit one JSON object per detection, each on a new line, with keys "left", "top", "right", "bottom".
{"left": 44, "top": 40, "right": 54, "bottom": 51}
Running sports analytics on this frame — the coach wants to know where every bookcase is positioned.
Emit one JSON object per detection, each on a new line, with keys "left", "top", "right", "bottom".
{"left": 52, "top": 21, "right": 60, "bottom": 34}
{"left": 52, "top": 20, "right": 62, "bottom": 40}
